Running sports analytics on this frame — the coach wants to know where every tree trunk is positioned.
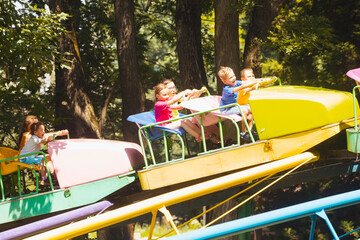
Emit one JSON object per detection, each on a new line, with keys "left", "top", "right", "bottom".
{"left": 114, "top": 0, "right": 145, "bottom": 143}
{"left": 175, "top": 0, "right": 208, "bottom": 90}
{"left": 214, "top": 0, "right": 240, "bottom": 94}
{"left": 243, "top": 0, "right": 286, "bottom": 77}
{"left": 210, "top": 2, "right": 241, "bottom": 236}
{"left": 49, "top": 0, "right": 100, "bottom": 138}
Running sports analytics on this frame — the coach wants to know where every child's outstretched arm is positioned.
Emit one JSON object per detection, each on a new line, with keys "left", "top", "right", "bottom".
{"left": 233, "top": 79, "right": 261, "bottom": 93}
{"left": 170, "top": 102, "right": 183, "bottom": 110}
{"left": 186, "top": 86, "right": 208, "bottom": 100}
{"left": 241, "top": 77, "right": 278, "bottom": 94}
{"left": 242, "top": 84, "right": 259, "bottom": 94}
{"left": 166, "top": 90, "right": 189, "bottom": 106}
{"left": 258, "top": 76, "right": 278, "bottom": 87}
{"left": 44, "top": 129, "right": 69, "bottom": 138}
{"left": 44, "top": 129, "right": 69, "bottom": 141}
{"left": 177, "top": 89, "right": 193, "bottom": 96}
{"left": 41, "top": 135, "right": 54, "bottom": 143}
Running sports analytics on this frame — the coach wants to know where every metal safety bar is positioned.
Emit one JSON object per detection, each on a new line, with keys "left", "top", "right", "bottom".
{"left": 0, "top": 132, "right": 68, "bottom": 201}
{"left": 52, "top": 131, "right": 70, "bottom": 141}
{"left": 0, "top": 151, "right": 53, "bottom": 201}
{"left": 352, "top": 85, "right": 360, "bottom": 130}
{"left": 138, "top": 102, "right": 252, "bottom": 169}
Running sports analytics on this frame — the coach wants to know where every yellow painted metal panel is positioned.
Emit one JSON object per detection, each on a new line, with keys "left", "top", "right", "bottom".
{"left": 25, "top": 152, "right": 318, "bottom": 240}
{"left": 139, "top": 142, "right": 272, "bottom": 190}
{"left": 139, "top": 117, "right": 356, "bottom": 190}
{"left": 249, "top": 86, "right": 358, "bottom": 140}
{"left": 138, "top": 85, "right": 358, "bottom": 190}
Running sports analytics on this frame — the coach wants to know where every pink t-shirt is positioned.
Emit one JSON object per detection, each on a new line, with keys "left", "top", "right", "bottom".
{"left": 155, "top": 100, "right": 173, "bottom": 125}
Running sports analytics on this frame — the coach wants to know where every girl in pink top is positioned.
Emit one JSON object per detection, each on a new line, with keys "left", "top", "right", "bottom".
{"left": 154, "top": 83, "right": 202, "bottom": 141}
{"left": 160, "top": 79, "right": 221, "bottom": 143}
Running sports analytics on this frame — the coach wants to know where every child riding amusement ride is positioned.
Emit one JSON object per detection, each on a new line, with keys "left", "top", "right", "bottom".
{"left": 1, "top": 68, "right": 360, "bottom": 239}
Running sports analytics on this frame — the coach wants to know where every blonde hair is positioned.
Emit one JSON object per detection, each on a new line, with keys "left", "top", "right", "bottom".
{"left": 240, "top": 68, "right": 254, "bottom": 80}
{"left": 218, "top": 66, "right": 234, "bottom": 81}
{"left": 154, "top": 83, "right": 168, "bottom": 100}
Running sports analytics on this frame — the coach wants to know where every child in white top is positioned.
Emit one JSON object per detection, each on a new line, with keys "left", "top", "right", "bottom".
{"left": 19, "top": 121, "right": 68, "bottom": 184}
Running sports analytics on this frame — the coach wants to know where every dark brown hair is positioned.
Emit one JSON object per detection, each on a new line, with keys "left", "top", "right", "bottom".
{"left": 30, "top": 121, "right": 45, "bottom": 135}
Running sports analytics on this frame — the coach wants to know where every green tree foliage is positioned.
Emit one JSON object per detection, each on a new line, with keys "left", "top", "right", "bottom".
{"left": 1, "top": 0, "right": 360, "bottom": 238}
{"left": 76, "top": 1, "right": 118, "bottom": 110}
{"left": 0, "top": 1, "right": 67, "bottom": 148}
{"left": 65, "top": 0, "right": 180, "bottom": 139}
{"left": 136, "top": 0, "right": 179, "bottom": 89}
{"left": 266, "top": 0, "right": 360, "bottom": 91}
{"left": 135, "top": 0, "right": 216, "bottom": 90}
{"left": 2, "top": 0, "right": 359, "bottom": 143}
{"left": 69, "top": 0, "right": 121, "bottom": 139}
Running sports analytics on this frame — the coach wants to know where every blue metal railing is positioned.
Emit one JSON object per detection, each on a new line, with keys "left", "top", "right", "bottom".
{"left": 352, "top": 85, "right": 360, "bottom": 130}
{"left": 167, "top": 188, "right": 360, "bottom": 240}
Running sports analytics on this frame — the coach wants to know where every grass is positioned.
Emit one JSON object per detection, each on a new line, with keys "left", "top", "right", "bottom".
{"left": 134, "top": 218, "right": 203, "bottom": 239}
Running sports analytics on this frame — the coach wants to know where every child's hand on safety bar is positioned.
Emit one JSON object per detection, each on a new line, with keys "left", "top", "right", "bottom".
{"left": 47, "top": 135, "right": 53, "bottom": 142}
{"left": 59, "top": 129, "right": 69, "bottom": 136}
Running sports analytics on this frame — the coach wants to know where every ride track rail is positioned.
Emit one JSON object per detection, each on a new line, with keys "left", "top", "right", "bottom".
{"left": 2, "top": 78, "right": 360, "bottom": 238}
{"left": 23, "top": 152, "right": 318, "bottom": 240}
{"left": 167, "top": 188, "right": 360, "bottom": 240}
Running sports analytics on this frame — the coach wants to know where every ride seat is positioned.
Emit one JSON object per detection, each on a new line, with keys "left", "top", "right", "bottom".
{"left": 347, "top": 68, "right": 360, "bottom": 84}
{"left": 127, "top": 111, "right": 187, "bottom": 141}
{"left": 0, "top": 147, "right": 40, "bottom": 175}
{"left": 0, "top": 147, "right": 20, "bottom": 175}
